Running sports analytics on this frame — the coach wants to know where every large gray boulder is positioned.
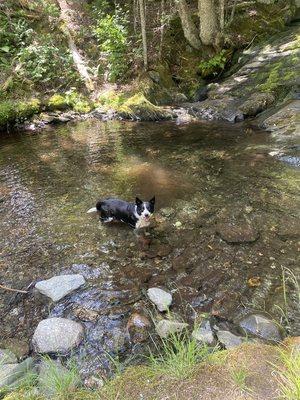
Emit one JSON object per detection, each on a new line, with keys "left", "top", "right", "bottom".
{"left": 238, "top": 314, "right": 282, "bottom": 342}
{"left": 35, "top": 274, "right": 85, "bottom": 302}
{"left": 32, "top": 318, "right": 84, "bottom": 354}
{"left": 147, "top": 288, "right": 172, "bottom": 312}
{"left": 0, "top": 358, "right": 34, "bottom": 389}
{"left": 155, "top": 320, "right": 188, "bottom": 338}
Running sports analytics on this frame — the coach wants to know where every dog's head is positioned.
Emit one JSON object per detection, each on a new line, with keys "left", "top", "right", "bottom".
{"left": 135, "top": 196, "right": 155, "bottom": 221}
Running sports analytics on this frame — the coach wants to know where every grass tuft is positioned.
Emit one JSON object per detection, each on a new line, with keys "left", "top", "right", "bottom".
{"left": 276, "top": 348, "right": 300, "bottom": 400}
{"left": 147, "top": 332, "right": 213, "bottom": 379}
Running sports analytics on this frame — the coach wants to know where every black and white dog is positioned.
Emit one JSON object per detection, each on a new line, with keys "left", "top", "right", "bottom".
{"left": 87, "top": 197, "right": 155, "bottom": 229}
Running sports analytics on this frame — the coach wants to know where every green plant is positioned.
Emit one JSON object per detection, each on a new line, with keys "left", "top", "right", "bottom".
{"left": 38, "top": 356, "right": 81, "bottom": 399}
{"left": 230, "top": 367, "right": 250, "bottom": 393}
{"left": 94, "top": 4, "right": 130, "bottom": 82}
{"left": 198, "top": 50, "right": 230, "bottom": 78}
{"left": 64, "top": 88, "right": 92, "bottom": 113}
{"left": 147, "top": 332, "right": 213, "bottom": 379}
{"left": 276, "top": 349, "right": 300, "bottom": 400}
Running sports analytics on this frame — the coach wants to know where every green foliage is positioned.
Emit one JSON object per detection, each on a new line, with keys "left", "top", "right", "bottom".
{"left": 276, "top": 348, "right": 300, "bottom": 400}
{"left": 64, "top": 88, "right": 92, "bottom": 113}
{"left": 198, "top": 50, "right": 229, "bottom": 78}
{"left": 94, "top": 4, "right": 130, "bottom": 82}
{"left": 148, "top": 332, "right": 213, "bottom": 379}
{"left": 47, "top": 94, "right": 68, "bottom": 111}
{"left": 231, "top": 367, "right": 250, "bottom": 393}
{"left": 0, "top": 98, "right": 40, "bottom": 127}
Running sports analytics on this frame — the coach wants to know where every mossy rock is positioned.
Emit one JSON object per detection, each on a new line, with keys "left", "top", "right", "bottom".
{"left": 0, "top": 98, "right": 40, "bottom": 130}
{"left": 118, "top": 94, "right": 173, "bottom": 121}
{"left": 47, "top": 94, "right": 68, "bottom": 111}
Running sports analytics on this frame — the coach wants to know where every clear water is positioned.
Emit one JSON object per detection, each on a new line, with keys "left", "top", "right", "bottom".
{"left": 0, "top": 119, "right": 299, "bottom": 374}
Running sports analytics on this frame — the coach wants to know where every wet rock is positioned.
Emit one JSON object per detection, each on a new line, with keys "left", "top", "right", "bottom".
{"left": 84, "top": 376, "right": 104, "bottom": 389}
{"left": 216, "top": 222, "right": 259, "bottom": 243}
{"left": 127, "top": 313, "right": 151, "bottom": 344}
{"left": 277, "top": 219, "right": 300, "bottom": 240}
{"left": 192, "top": 320, "right": 214, "bottom": 345}
{"left": 0, "top": 349, "right": 18, "bottom": 364}
{"left": 32, "top": 318, "right": 84, "bottom": 354}
{"left": 155, "top": 320, "right": 188, "bottom": 338}
{"left": 216, "top": 330, "right": 244, "bottom": 349}
{"left": 0, "top": 358, "right": 34, "bottom": 389}
{"left": 239, "top": 92, "right": 275, "bottom": 117}
{"left": 147, "top": 288, "right": 172, "bottom": 312}
{"left": 0, "top": 339, "right": 29, "bottom": 359}
{"left": 238, "top": 314, "right": 282, "bottom": 342}
{"left": 35, "top": 274, "right": 85, "bottom": 302}
{"left": 73, "top": 307, "right": 99, "bottom": 322}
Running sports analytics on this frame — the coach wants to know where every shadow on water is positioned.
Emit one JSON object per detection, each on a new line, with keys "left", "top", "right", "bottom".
{"left": 0, "top": 119, "right": 299, "bottom": 375}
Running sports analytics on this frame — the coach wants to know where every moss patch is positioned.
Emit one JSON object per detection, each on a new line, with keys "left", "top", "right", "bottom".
{"left": 0, "top": 98, "right": 40, "bottom": 129}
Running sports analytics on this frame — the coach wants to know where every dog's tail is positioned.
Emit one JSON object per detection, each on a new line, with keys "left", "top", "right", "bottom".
{"left": 87, "top": 207, "right": 97, "bottom": 214}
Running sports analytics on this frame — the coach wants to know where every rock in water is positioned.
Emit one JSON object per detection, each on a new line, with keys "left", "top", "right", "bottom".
{"left": 32, "top": 318, "right": 84, "bottom": 354}
{"left": 0, "top": 358, "right": 34, "bottom": 389}
{"left": 155, "top": 320, "right": 188, "bottom": 338}
{"left": 35, "top": 274, "right": 85, "bottom": 302}
{"left": 216, "top": 330, "right": 244, "bottom": 349}
{"left": 238, "top": 314, "right": 282, "bottom": 342}
{"left": 147, "top": 288, "right": 172, "bottom": 311}
{"left": 192, "top": 320, "right": 215, "bottom": 345}
{"left": 216, "top": 222, "right": 259, "bottom": 243}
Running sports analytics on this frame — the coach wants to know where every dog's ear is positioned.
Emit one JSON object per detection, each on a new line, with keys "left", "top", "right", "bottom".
{"left": 149, "top": 196, "right": 155, "bottom": 205}
{"left": 135, "top": 197, "right": 143, "bottom": 206}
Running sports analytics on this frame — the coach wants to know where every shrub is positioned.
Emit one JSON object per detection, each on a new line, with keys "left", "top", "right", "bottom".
{"left": 198, "top": 50, "right": 230, "bottom": 78}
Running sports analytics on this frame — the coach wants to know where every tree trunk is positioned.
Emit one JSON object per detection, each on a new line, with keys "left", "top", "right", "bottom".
{"left": 177, "top": 0, "right": 201, "bottom": 50}
{"left": 198, "top": 0, "right": 220, "bottom": 47}
{"left": 219, "top": 0, "right": 225, "bottom": 31}
{"left": 56, "top": 0, "right": 94, "bottom": 91}
{"left": 139, "top": 0, "right": 148, "bottom": 70}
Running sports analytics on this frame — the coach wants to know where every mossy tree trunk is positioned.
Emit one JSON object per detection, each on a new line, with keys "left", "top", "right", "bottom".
{"left": 198, "top": 0, "right": 220, "bottom": 47}
{"left": 177, "top": 0, "right": 201, "bottom": 50}
{"left": 139, "top": 0, "right": 148, "bottom": 70}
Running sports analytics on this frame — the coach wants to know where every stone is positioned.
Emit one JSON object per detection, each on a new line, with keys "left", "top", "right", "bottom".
{"left": 32, "top": 318, "right": 84, "bottom": 354}
{"left": 0, "top": 358, "right": 34, "bottom": 389}
{"left": 35, "top": 274, "right": 85, "bottom": 302}
{"left": 216, "top": 222, "right": 259, "bottom": 243}
{"left": 192, "top": 320, "right": 215, "bottom": 345}
{"left": 0, "top": 349, "right": 18, "bottom": 365}
{"left": 238, "top": 314, "right": 282, "bottom": 342}
{"left": 127, "top": 313, "right": 151, "bottom": 344}
{"left": 277, "top": 219, "right": 300, "bottom": 240}
{"left": 216, "top": 330, "right": 244, "bottom": 349}
{"left": 73, "top": 307, "right": 99, "bottom": 322}
{"left": 147, "top": 288, "right": 172, "bottom": 312}
{"left": 155, "top": 320, "right": 188, "bottom": 338}
{"left": 239, "top": 92, "right": 275, "bottom": 117}
{"left": 84, "top": 376, "right": 104, "bottom": 389}
{"left": 0, "top": 339, "right": 29, "bottom": 359}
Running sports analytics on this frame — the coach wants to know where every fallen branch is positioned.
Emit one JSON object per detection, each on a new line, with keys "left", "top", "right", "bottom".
{"left": 0, "top": 284, "right": 28, "bottom": 294}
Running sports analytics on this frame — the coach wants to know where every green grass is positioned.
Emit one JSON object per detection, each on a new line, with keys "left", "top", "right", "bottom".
{"left": 230, "top": 367, "right": 250, "bottom": 393}
{"left": 38, "top": 356, "right": 81, "bottom": 399}
{"left": 147, "top": 332, "right": 213, "bottom": 379}
{"left": 276, "top": 349, "right": 300, "bottom": 400}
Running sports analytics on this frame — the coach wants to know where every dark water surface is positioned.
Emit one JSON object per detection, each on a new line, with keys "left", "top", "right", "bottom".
{"left": 0, "top": 119, "right": 299, "bottom": 374}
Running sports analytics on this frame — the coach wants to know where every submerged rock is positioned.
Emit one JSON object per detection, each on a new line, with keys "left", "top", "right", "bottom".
{"left": 147, "top": 288, "right": 172, "bottom": 312}
{"left": 216, "top": 222, "right": 259, "bottom": 243}
{"left": 32, "top": 318, "right": 84, "bottom": 354}
{"left": 216, "top": 330, "right": 244, "bottom": 349}
{"left": 0, "top": 358, "right": 34, "bottom": 389}
{"left": 192, "top": 320, "right": 215, "bottom": 345}
{"left": 35, "top": 274, "right": 85, "bottom": 302}
{"left": 238, "top": 314, "right": 282, "bottom": 342}
{"left": 155, "top": 320, "right": 188, "bottom": 338}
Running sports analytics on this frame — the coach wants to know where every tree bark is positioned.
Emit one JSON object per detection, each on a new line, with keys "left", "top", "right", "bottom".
{"left": 219, "top": 0, "right": 225, "bottom": 31}
{"left": 177, "top": 0, "right": 201, "bottom": 49}
{"left": 56, "top": 0, "right": 94, "bottom": 91}
{"left": 198, "top": 0, "right": 220, "bottom": 46}
{"left": 139, "top": 0, "right": 148, "bottom": 70}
